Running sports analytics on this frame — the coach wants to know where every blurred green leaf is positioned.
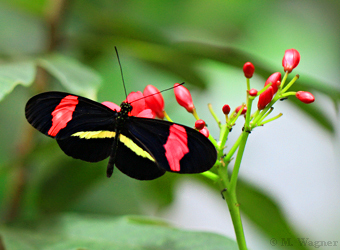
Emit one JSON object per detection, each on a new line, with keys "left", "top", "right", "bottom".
{"left": 197, "top": 174, "right": 308, "bottom": 250}
{"left": 0, "top": 61, "right": 35, "bottom": 101}
{"left": 0, "top": 0, "right": 47, "bottom": 16}
{"left": 0, "top": 214, "right": 238, "bottom": 250}
{"left": 0, "top": 3, "right": 46, "bottom": 55}
{"left": 37, "top": 54, "right": 102, "bottom": 99}
{"left": 236, "top": 179, "right": 309, "bottom": 250}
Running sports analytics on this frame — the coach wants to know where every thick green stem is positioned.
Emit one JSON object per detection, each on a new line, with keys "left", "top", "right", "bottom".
{"left": 224, "top": 190, "right": 248, "bottom": 250}
{"left": 229, "top": 131, "right": 249, "bottom": 193}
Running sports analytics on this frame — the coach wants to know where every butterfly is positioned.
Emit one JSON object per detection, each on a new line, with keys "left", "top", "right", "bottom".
{"left": 25, "top": 91, "right": 217, "bottom": 180}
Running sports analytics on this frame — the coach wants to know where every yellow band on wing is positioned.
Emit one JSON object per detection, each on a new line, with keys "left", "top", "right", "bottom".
{"left": 72, "top": 131, "right": 116, "bottom": 139}
{"left": 119, "top": 134, "right": 155, "bottom": 162}
{"left": 71, "top": 131, "right": 155, "bottom": 162}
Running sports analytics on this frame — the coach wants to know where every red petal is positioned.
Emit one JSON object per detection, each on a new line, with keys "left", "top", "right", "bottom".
{"left": 174, "top": 83, "right": 194, "bottom": 113}
{"left": 282, "top": 49, "right": 300, "bottom": 73}
{"left": 102, "top": 101, "right": 121, "bottom": 112}
{"left": 136, "top": 108, "right": 156, "bottom": 118}
{"left": 143, "top": 85, "right": 165, "bottom": 119}
{"left": 264, "top": 72, "right": 281, "bottom": 94}
{"left": 126, "top": 91, "right": 146, "bottom": 116}
{"left": 199, "top": 127, "right": 210, "bottom": 138}
{"left": 258, "top": 86, "right": 274, "bottom": 110}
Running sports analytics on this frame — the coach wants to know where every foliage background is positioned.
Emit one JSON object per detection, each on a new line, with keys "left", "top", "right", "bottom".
{"left": 0, "top": 0, "right": 339, "bottom": 249}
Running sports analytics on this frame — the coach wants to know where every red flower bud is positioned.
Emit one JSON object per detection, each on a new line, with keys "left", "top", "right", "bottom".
{"left": 195, "top": 119, "right": 206, "bottom": 130}
{"left": 257, "top": 86, "right": 274, "bottom": 110}
{"left": 282, "top": 49, "right": 300, "bottom": 73}
{"left": 243, "top": 62, "right": 255, "bottom": 78}
{"left": 249, "top": 88, "right": 258, "bottom": 96}
{"left": 199, "top": 127, "right": 209, "bottom": 138}
{"left": 296, "top": 91, "right": 315, "bottom": 104}
{"left": 235, "top": 105, "right": 247, "bottom": 115}
{"left": 174, "top": 83, "right": 194, "bottom": 113}
{"left": 264, "top": 72, "right": 281, "bottom": 94}
{"left": 222, "top": 104, "right": 231, "bottom": 115}
{"left": 143, "top": 85, "right": 165, "bottom": 119}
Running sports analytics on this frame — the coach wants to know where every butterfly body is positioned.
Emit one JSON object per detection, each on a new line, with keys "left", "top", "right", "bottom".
{"left": 25, "top": 91, "right": 217, "bottom": 180}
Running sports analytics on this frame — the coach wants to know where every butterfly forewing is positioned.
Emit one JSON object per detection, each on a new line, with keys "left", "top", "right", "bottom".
{"left": 126, "top": 117, "right": 217, "bottom": 173}
{"left": 25, "top": 92, "right": 118, "bottom": 162}
{"left": 25, "top": 92, "right": 117, "bottom": 139}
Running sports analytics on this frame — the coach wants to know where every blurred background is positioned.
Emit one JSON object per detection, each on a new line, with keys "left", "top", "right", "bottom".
{"left": 0, "top": 0, "right": 339, "bottom": 249}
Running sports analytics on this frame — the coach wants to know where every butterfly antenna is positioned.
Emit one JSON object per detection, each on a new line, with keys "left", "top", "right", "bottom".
{"left": 130, "top": 82, "right": 185, "bottom": 104}
{"left": 115, "top": 46, "right": 128, "bottom": 99}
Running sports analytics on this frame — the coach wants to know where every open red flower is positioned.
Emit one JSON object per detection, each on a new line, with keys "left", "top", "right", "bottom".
{"left": 282, "top": 49, "right": 300, "bottom": 73}
{"left": 143, "top": 85, "right": 165, "bottom": 119}
{"left": 174, "top": 83, "right": 195, "bottom": 113}
{"left": 102, "top": 91, "right": 155, "bottom": 118}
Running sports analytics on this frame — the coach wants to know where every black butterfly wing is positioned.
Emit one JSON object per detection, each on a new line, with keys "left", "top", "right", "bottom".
{"left": 113, "top": 132, "right": 166, "bottom": 180}
{"left": 25, "top": 91, "right": 117, "bottom": 162}
{"left": 126, "top": 117, "right": 217, "bottom": 174}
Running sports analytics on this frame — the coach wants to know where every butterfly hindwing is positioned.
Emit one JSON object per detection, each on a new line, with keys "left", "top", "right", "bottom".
{"left": 126, "top": 117, "right": 217, "bottom": 174}
{"left": 114, "top": 132, "right": 165, "bottom": 180}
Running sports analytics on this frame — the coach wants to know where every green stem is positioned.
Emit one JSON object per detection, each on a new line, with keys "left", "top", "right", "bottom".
{"left": 208, "top": 103, "right": 221, "bottom": 129}
{"left": 218, "top": 124, "right": 230, "bottom": 159}
{"left": 229, "top": 131, "right": 249, "bottom": 193}
{"left": 224, "top": 190, "right": 248, "bottom": 250}
{"left": 260, "top": 113, "right": 283, "bottom": 126}
{"left": 281, "top": 74, "right": 299, "bottom": 93}
{"left": 255, "top": 107, "right": 273, "bottom": 127}
{"left": 192, "top": 108, "right": 200, "bottom": 120}
{"left": 163, "top": 111, "right": 173, "bottom": 122}
{"left": 217, "top": 157, "right": 247, "bottom": 250}
{"left": 200, "top": 170, "right": 220, "bottom": 182}
{"left": 224, "top": 133, "right": 243, "bottom": 162}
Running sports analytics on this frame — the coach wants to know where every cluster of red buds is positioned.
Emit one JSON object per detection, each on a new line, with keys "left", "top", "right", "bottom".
{"left": 220, "top": 48, "right": 315, "bottom": 133}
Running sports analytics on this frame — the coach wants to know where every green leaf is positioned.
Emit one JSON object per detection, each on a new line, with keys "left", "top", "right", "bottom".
{"left": 197, "top": 175, "right": 309, "bottom": 250}
{"left": 237, "top": 179, "right": 309, "bottom": 250}
{"left": 0, "top": 61, "right": 35, "bottom": 101}
{"left": 37, "top": 54, "right": 102, "bottom": 99}
{"left": 0, "top": 214, "right": 238, "bottom": 250}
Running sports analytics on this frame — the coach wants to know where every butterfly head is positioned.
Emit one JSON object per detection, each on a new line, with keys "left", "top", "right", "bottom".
{"left": 120, "top": 102, "right": 133, "bottom": 116}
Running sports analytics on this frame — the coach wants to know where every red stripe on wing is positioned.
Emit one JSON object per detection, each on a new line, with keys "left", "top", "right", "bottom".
{"left": 163, "top": 124, "right": 189, "bottom": 171}
{"left": 48, "top": 95, "right": 79, "bottom": 136}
